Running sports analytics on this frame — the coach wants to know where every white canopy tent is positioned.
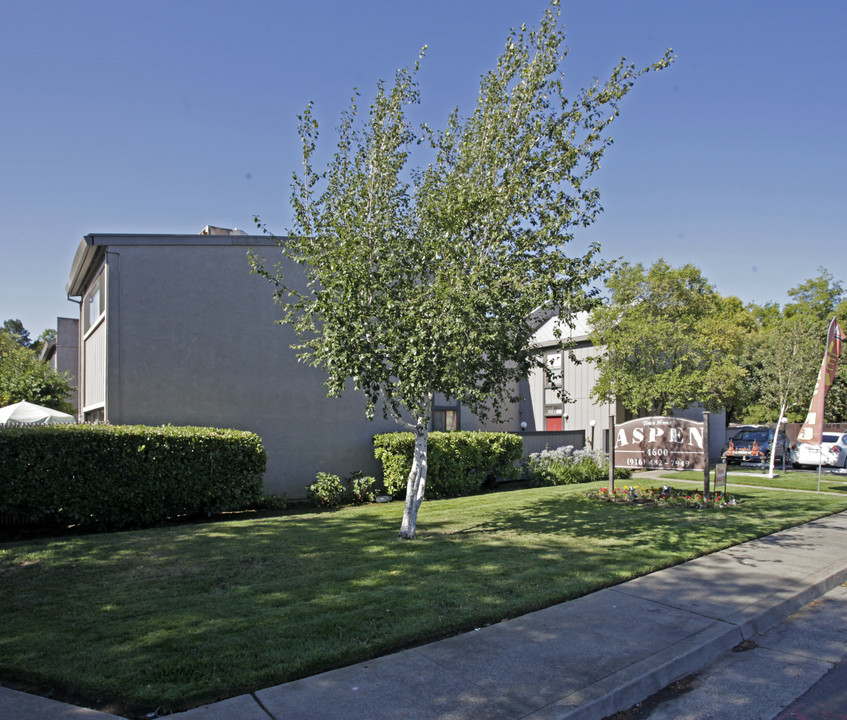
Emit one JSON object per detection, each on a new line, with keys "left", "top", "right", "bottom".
{"left": 0, "top": 401, "right": 76, "bottom": 427}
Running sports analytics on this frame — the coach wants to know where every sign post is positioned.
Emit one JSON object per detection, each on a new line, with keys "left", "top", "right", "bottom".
{"left": 608, "top": 414, "right": 616, "bottom": 493}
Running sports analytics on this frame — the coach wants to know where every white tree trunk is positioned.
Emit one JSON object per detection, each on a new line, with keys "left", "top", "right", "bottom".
{"left": 768, "top": 339, "right": 798, "bottom": 478}
{"left": 768, "top": 401, "right": 788, "bottom": 478}
{"left": 398, "top": 424, "right": 429, "bottom": 540}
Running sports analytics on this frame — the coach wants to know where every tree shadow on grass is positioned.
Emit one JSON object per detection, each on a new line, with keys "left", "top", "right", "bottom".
{"left": 3, "top": 486, "right": 846, "bottom": 716}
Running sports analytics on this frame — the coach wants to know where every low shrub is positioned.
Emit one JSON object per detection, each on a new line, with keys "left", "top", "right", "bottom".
{"left": 373, "top": 431, "right": 523, "bottom": 499}
{"left": 306, "top": 471, "right": 378, "bottom": 508}
{"left": 307, "top": 473, "right": 348, "bottom": 508}
{"left": 523, "top": 445, "right": 631, "bottom": 487}
{"left": 349, "top": 472, "right": 377, "bottom": 504}
{"left": 0, "top": 424, "right": 266, "bottom": 531}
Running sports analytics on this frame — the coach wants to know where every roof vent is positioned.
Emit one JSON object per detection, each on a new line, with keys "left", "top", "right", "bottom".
{"left": 200, "top": 225, "right": 247, "bottom": 236}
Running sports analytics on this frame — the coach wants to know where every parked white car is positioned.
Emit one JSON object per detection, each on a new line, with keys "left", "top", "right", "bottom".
{"left": 792, "top": 432, "right": 847, "bottom": 468}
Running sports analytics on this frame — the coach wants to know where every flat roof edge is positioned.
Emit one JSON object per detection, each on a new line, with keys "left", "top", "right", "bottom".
{"left": 65, "top": 234, "right": 287, "bottom": 296}
{"left": 65, "top": 235, "right": 101, "bottom": 297}
{"left": 81, "top": 233, "right": 283, "bottom": 247}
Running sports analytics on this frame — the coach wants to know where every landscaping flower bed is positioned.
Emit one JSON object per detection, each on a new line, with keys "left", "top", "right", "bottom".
{"left": 587, "top": 485, "right": 738, "bottom": 509}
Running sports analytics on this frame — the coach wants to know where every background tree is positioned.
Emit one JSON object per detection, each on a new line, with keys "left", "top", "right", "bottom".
{"left": 784, "top": 269, "right": 847, "bottom": 423}
{"left": 2, "top": 319, "right": 32, "bottom": 348}
{"left": 784, "top": 268, "right": 845, "bottom": 324}
{"left": 734, "top": 269, "right": 847, "bottom": 424}
{"left": 589, "top": 259, "right": 746, "bottom": 416}
{"left": 735, "top": 315, "right": 819, "bottom": 424}
{"left": 722, "top": 300, "right": 777, "bottom": 422}
{"left": 252, "top": 2, "right": 672, "bottom": 538}
{"left": 750, "top": 316, "right": 823, "bottom": 475}
{"left": 1, "top": 319, "right": 54, "bottom": 355}
{"left": 30, "top": 328, "right": 56, "bottom": 356}
{"left": 0, "top": 331, "right": 74, "bottom": 412}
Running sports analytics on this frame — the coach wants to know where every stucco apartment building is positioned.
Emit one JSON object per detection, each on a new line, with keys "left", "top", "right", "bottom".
{"left": 61, "top": 227, "right": 721, "bottom": 499}
{"left": 63, "top": 228, "right": 547, "bottom": 499}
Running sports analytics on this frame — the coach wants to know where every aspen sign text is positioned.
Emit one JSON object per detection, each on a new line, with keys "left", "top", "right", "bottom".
{"left": 614, "top": 416, "right": 706, "bottom": 470}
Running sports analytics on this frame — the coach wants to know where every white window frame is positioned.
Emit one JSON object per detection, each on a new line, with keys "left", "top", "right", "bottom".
{"left": 81, "top": 268, "right": 107, "bottom": 419}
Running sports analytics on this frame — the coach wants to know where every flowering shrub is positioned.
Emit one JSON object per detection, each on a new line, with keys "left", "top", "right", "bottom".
{"left": 587, "top": 485, "right": 738, "bottom": 509}
{"left": 522, "top": 445, "right": 631, "bottom": 487}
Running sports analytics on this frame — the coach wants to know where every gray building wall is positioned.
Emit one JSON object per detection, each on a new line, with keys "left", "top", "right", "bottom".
{"left": 41, "top": 317, "right": 79, "bottom": 410}
{"left": 432, "top": 387, "right": 522, "bottom": 434}
{"left": 525, "top": 313, "right": 622, "bottom": 451}
{"left": 67, "top": 234, "right": 403, "bottom": 499}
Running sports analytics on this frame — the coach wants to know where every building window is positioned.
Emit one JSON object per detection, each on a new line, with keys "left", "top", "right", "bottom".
{"left": 433, "top": 408, "right": 459, "bottom": 432}
{"left": 83, "top": 271, "right": 105, "bottom": 334}
{"left": 84, "top": 407, "right": 105, "bottom": 423}
{"left": 544, "top": 350, "right": 566, "bottom": 431}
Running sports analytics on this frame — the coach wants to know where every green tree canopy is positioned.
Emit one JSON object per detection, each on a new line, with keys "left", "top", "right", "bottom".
{"left": 0, "top": 331, "right": 75, "bottom": 412}
{"left": 783, "top": 269, "right": 847, "bottom": 423}
{"left": 1, "top": 319, "right": 54, "bottom": 355}
{"left": 252, "top": 1, "right": 672, "bottom": 538}
{"left": 743, "top": 317, "right": 822, "bottom": 424}
{"left": 2, "top": 319, "right": 32, "bottom": 348}
{"left": 589, "top": 259, "right": 746, "bottom": 416}
{"left": 725, "top": 269, "right": 847, "bottom": 424}
{"left": 784, "top": 268, "right": 845, "bottom": 324}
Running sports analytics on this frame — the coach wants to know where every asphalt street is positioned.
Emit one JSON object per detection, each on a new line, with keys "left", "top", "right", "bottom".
{"left": 608, "top": 582, "right": 847, "bottom": 720}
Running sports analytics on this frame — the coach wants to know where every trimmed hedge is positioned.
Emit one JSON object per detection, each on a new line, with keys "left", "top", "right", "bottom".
{"left": 0, "top": 424, "right": 266, "bottom": 531}
{"left": 373, "top": 431, "right": 523, "bottom": 499}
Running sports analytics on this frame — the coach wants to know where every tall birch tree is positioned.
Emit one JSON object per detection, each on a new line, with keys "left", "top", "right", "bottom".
{"left": 750, "top": 318, "right": 821, "bottom": 476}
{"left": 252, "top": 1, "right": 672, "bottom": 538}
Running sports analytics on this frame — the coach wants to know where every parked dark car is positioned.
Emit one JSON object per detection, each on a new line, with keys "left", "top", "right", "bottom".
{"left": 721, "top": 427, "right": 789, "bottom": 465}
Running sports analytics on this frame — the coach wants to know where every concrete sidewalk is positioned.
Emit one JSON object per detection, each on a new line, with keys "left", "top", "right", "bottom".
{"left": 3, "top": 510, "right": 846, "bottom": 720}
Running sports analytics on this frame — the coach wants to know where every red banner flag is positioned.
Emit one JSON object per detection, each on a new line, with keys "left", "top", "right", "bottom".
{"left": 797, "top": 317, "right": 844, "bottom": 444}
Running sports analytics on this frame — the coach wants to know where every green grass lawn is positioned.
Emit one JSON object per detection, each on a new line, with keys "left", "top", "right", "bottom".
{"left": 658, "top": 469, "right": 847, "bottom": 493}
{"left": 2, "top": 481, "right": 847, "bottom": 717}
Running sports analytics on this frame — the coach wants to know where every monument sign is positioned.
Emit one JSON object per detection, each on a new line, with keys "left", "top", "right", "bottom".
{"left": 614, "top": 416, "right": 706, "bottom": 471}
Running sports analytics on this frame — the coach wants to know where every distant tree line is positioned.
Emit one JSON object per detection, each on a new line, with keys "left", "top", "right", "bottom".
{"left": 588, "top": 261, "right": 847, "bottom": 424}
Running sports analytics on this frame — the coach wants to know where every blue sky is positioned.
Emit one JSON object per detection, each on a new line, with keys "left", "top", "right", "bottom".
{"left": 2, "top": 0, "right": 845, "bottom": 336}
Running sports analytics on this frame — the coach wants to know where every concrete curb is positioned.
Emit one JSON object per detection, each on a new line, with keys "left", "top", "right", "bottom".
{"left": 546, "top": 561, "right": 847, "bottom": 720}
{"left": 530, "top": 619, "right": 743, "bottom": 720}
{"left": 730, "top": 559, "right": 847, "bottom": 639}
